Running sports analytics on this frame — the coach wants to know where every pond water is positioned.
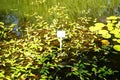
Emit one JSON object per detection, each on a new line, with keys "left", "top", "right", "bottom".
{"left": 0, "top": 0, "right": 120, "bottom": 19}
{"left": 0, "top": 13, "right": 21, "bottom": 36}
{"left": 0, "top": 0, "right": 120, "bottom": 37}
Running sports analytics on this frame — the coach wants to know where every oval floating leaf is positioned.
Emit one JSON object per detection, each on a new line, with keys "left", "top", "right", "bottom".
{"left": 89, "top": 26, "right": 97, "bottom": 32}
{"left": 98, "top": 30, "right": 108, "bottom": 34}
{"left": 112, "top": 39, "right": 117, "bottom": 41}
{"left": 102, "top": 33, "right": 111, "bottom": 39}
{"left": 110, "top": 28, "right": 120, "bottom": 34}
{"left": 107, "top": 23, "right": 114, "bottom": 31}
{"left": 89, "top": 26, "right": 94, "bottom": 31}
{"left": 116, "top": 23, "right": 120, "bottom": 28}
{"left": 112, "top": 20, "right": 117, "bottom": 24}
{"left": 113, "top": 45, "right": 120, "bottom": 51}
{"left": 108, "top": 26, "right": 114, "bottom": 31}
{"left": 107, "top": 16, "right": 117, "bottom": 20}
{"left": 116, "top": 39, "right": 120, "bottom": 43}
{"left": 95, "top": 23, "right": 105, "bottom": 28}
{"left": 114, "top": 33, "right": 120, "bottom": 38}
{"left": 106, "top": 20, "right": 111, "bottom": 23}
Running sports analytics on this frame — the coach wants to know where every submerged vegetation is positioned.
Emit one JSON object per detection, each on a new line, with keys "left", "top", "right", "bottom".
{"left": 0, "top": 0, "right": 120, "bottom": 20}
{"left": 0, "top": 0, "right": 120, "bottom": 80}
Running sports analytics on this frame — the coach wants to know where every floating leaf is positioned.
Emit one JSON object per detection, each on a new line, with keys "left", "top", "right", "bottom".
{"left": 106, "top": 20, "right": 111, "bottom": 23}
{"left": 114, "top": 33, "right": 120, "bottom": 38}
{"left": 107, "top": 23, "right": 114, "bottom": 31}
{"left": 102, "top": 33, "right": 111, "bottom": 39}
{"left": 89, "top": 23, "right": 105, "bottom": 32}
{"left": 108, "top": 26, "right": 113, "bottom": 31}
{"left": 113, "top": 45, "right": 120, "bottom": 51}
{"left": 112, "top": 39, "right": 117, "bottom": 41}
{"left": 94, "top": 26, "right": 103, "bottom": 31}
{"left": 107, "top": 16, "right": 117, "bottom": 20}
{"left": 98, "top": 30, "right": 108, "bottom": 34}
{"left": 95, "top": 23, "right": 105, "bottom": 28}
{"left": 116, "top": 23, "right": 120, "bottom": 28}
{"left": 89, "top": 26, "right": 96, "bottom": 32}
{"left": 89, "top": 26, "right": 102, "bottom": 32}
{"left": 112, "top": 20, "right": 117, "bottom": 24}
{"left": 110, "top": 28, "right": 120, "bottom": 34}
{"left": 116, "top": 39, "right": 120, "bottom": 43}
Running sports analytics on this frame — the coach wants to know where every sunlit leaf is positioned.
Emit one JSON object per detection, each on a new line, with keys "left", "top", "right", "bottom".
{"left": 107, "top": 23, "right": 114, "bottom": 31}
{"left": 114, "top": 33, "right": 120, "bottom": 38}
{"left": 0, "top": 22, "right": 4, "bottom": 25}
{"left": 116, "top": 39, "right": 120, "bottom": 43}
{"left": 95, "top": 23, "right": 105, "bottom": 28}
{"left": 107, "top": 16, "right": 117, "bottom": 20}
{"left": 113, "top": 45, "right": 120, "bottom": 51}
{"left": 98, "top": 30, "right": 108, "bottom": 34}
{"left": 110, "top": 28, "right": 120, "bottom": 34}
{"left": 102, "top": 33, "right": 111, "bottom": 39}
{"left": 112, "top": 20, "right": 117, "bottom": 24}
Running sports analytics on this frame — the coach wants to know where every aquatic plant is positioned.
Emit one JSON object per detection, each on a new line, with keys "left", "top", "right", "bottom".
{"left": 0, "top": 1, "right": 119, "bottom": 79}
{"left": 0, "top": 0, "right": 120, "bottom": 21}
{"left": 0, "top": 13, "right": 117, "bottom": 79}
{"left": 89, "top": 16, "right": 120, "bottom": 52}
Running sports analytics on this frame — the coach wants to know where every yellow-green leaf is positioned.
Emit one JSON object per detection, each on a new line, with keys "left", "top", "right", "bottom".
{"left": 113, "top": 45, "right": 120, "bottom": 51}
{"left": 98, "top": 30, "right": 108, "bottom": 34}
{"left": 106, "top": 20, "right": 111, "bottom": 23}
{"left": 114, "top": 33, "right": 120, "bottom": 38}
{"left": 112, "top": 39, "right": 117, "bottom": 41}
{"left": 0, "top": 22, "right": 4, "bottom": 25}
{"left": 112, "top": 20, "right": 117, "bottom": 24}
{"left": 102, "top": 33, "right": 111, "bottom": 39}
{"left": 107, "top": 23, "right": 114, "bottom": 31}
{"left": 89, "top": 26, "right": 95, "bottom": 32}
{"left": 110, "top": 28, "right": 120, "bottom": 34}
{"left": 95, "top": 23, "right": 105, "bottom": 28}
{"left": 116, "top": 39, "right": 120, "bottom": 43}
{"left": 107, "top": 16, "right": 117, "bottom": 20}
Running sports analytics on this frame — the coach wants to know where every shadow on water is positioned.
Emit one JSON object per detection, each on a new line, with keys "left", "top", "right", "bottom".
{"left": 0, "top": 12, "right": 22, "bottom": 37}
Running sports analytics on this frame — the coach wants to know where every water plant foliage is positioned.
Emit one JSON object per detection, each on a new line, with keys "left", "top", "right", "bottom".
{"left": 0, "top": 0, "right": 120, "bottom": 80}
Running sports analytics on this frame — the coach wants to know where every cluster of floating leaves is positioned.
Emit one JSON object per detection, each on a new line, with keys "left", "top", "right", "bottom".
{"left": 89, "top": 23, "right": 111, "bottom": 39}
{"left": 89, "top": 16, "right": 120, "bottom": 52}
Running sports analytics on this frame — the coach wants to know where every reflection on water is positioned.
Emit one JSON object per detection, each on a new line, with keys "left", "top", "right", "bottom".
{"left": 0, "top": 0, "right": 120, "bottom": 19}
{"left": 0, "top": 13, "right": 21, "bottom": 37}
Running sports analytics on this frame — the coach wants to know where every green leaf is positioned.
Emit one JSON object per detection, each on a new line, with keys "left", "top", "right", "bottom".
{"left": 116, "top": 23, "right": 120, "bottom": 28}
{"left": 106, "top": 19, "right": 111, "bottom": 23}
{"left": 0, "top": 25, "right": 4, "bottom": 29}
{"left": 114, "top": 33, "right": 120, "bottom": 38}
{"left": 112, "top": 20, "right": 117, "bottom": 24}
{"left": 112, "top": 39, "right": 117, "bottom": 41}
{"left": 0, "top": 22, "right": 4, "bottom": 25}
{"left": 98, "top": 30, "right": 108, "bottom": 34}
{"left": 89, "top": 26, "right": 96, "bottom": 32}
{"left": 95, "top": 23, "right": 105, "bottom": 28}
{"left": 102, "top": 33, "right": 111, "bottom": 39}
{"left": 113, "top": 45, "right": 120, "bottom": 51}
{"left": 116, "top": 39, "right": 120, "bottom": 43}
{"left": 107, "top": 23, "right": 114, "bottom": 31}
{"left": 107, "top": 16, "right": 117, "bottom": 20}
{"left": 89, "top": 23, "right": 105, "bottom": 32}
{"left": 0, "top": 72, "right": 5, "bottom": 77}
{"left": 92, "top": 67, "right": 97, "bottom": 73}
